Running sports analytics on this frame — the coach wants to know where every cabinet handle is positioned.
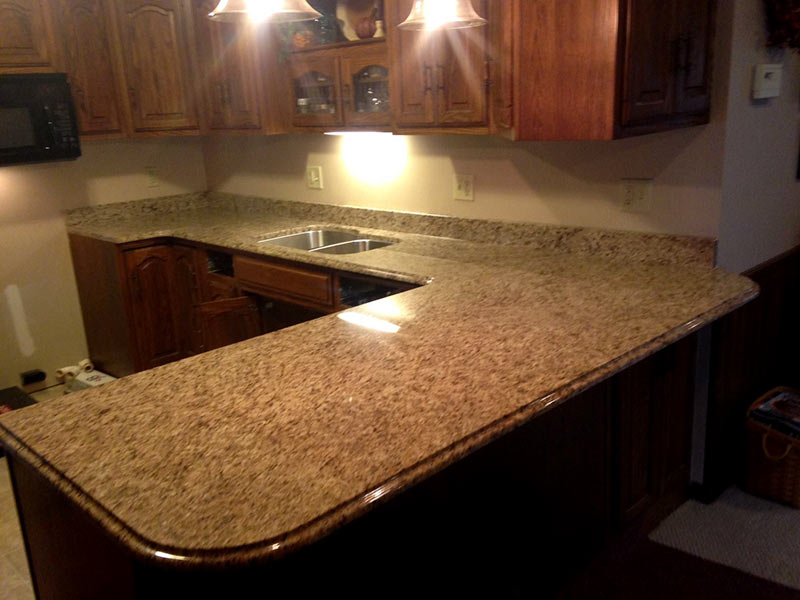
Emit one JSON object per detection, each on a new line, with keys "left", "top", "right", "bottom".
{"left": 423, "top": 65, "right": 433, "bottom": 93}
{"left": 436, "top": 64, "right": 445, "bottom": 92}
{"left": 216, "top": 83, "right": 226, "bottom": 107}
{"left": 225, "top": 81, "right": 233, "bottom": 106}
{"left": 128, "top": 87, "right": 138, "bottom": 108}
{"left": 342, "top": 83, "right": 351, "bottom": 109}
{"left": 682, "top": 34, "right": 695, "bottom": 74}
{"left": 673, "top": 35, "right": 690, "bottom": 73}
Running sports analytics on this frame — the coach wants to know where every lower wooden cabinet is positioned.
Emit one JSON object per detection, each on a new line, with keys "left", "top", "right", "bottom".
{"left": 196, "top": 296, "right": 261, "bottom": 352}
{"left": 70, "top": 235, "right": 412, "bottom": 376}
{"left": 123, "top": 245, "right": 187, "bottom": 370}
{"left": 614, "top": 335, "right": 696, "bottom": 529}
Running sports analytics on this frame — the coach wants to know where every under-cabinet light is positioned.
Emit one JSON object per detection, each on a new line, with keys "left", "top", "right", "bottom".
{"left": 334, "top": 131, "right": 408, "bottom": 185}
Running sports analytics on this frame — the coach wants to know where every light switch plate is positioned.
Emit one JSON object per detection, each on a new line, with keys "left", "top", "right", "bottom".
{"left": 621, "top": 178, "right": 653, "bottom": 214}
{"left": 454, "top": 174, "right": 475, "bottom": 201}
{"left": 753, "top": 64, "right": 783, "bottom": 99}
{"left": 145, "top": 166, "right": 159, "bottom": 188}
{"left": 306, "top": 166, "right": 324, "bottom": 190}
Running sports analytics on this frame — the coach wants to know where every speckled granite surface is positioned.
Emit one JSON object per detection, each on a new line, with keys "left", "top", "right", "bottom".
{"left": 66, "top": 192, "right": 717, "bottom": 267}
{"left": 0, "top": 195, "right": 753, "bottom": 567}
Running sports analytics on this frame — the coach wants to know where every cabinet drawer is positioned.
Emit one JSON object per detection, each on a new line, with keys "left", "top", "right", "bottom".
{"left": 234, "top": 256, "right": 333, "bottom": 306}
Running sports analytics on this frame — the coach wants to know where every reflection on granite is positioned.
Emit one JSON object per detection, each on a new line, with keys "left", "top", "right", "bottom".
{"left": 0, "top": 194, "right": 752, "bottom": 566}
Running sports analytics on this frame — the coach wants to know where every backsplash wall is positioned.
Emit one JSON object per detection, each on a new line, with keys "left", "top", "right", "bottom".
{"left": 203, "top": 125, "right": 725, "bottom": 240}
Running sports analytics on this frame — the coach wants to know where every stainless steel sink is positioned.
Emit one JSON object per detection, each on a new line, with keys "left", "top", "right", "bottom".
{"left": 311, "top": 240, "right": 394, "bottom": 255}
{"left": 258, "top": 229, "right": 359, "bottom": 250}
{"left": 258, "top": 229, "right": 394, "bottom": 254}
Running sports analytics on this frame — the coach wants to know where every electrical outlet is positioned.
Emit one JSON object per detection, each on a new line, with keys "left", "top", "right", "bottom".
{"left": 621, "top": 179, "right": 653, "bottom": 213}
{"left": 145, "top": 166, "right": 160, "bottom": 188}
{"left": 454, "top": 174, "right": 475, "bottom": 202}
{"left": 306, "top": 166, "right": 324, "bottom": 190}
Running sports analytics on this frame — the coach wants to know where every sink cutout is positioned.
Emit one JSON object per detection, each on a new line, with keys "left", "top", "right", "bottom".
{"left": 259, "top": 229, "right": 394, "bottom": 254}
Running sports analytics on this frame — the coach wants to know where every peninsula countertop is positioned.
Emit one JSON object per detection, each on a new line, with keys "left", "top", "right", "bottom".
{"left": 0, "top": 194, "right": 757, "bottom": 567}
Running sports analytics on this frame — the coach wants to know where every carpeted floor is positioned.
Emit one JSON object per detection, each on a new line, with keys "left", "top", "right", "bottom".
{"left": 650, "top": 487, "right": 800, "bottom": 591}
{"left": 558, "top": 535, "right": 800, "bottom": 600}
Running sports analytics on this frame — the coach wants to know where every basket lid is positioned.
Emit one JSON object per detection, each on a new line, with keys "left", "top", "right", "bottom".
{"left": 750, "top": 388, "right": 800, "bottom": 439}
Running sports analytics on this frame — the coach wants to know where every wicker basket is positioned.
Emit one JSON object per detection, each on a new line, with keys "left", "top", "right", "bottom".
{"left": 745, "top": 387, "right": 800, "bottom": 508}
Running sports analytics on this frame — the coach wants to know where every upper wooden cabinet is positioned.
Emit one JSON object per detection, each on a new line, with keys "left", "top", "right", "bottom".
{"left": 192, "top": 0, "right": 265, "bottom": 132}
{"left": 0, "top": 0, "right": 58, "bottom": 72}
{"left": 289, "top": 42, "right": 390, "bottom": 129}
{"left": 49, "top": 0, "right": 128, "bottom": 138}
{"left": 490, "top": 0, "right": 715, "bottom": 140}
{"left": 114, "top": 0, "right": 201, "bottom": 135}
{"left": 388, "top": 0, "right": 488, "bottom": 129}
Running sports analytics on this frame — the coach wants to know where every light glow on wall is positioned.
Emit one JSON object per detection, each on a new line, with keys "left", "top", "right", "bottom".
{"left": 337, "top": 132, "right": 408, "bottom": 186}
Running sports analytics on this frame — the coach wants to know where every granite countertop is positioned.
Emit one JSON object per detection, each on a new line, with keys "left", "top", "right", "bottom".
{"left": 0, "top": 193, "right": 757, "bottom": 567}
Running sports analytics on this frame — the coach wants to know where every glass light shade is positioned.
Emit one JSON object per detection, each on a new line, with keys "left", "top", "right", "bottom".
{"left": 208, "top": 0, "right": 321, "bottom": 23}
{"left": 397, "top": 0, "right": 487, "bottom": 30}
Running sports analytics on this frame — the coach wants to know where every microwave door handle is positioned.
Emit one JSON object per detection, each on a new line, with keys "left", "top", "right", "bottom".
{"left": 41, "top": 105, "right": 56, "bottom": 150}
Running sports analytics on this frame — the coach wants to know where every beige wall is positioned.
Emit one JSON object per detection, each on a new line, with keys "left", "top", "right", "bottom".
{"left": 0, "top": 138, "right": 206, "bottom": 388}
{"left": 204, "top": 124, "right": 725, "bottom": 238}
{"left": 716, "top": 0, "right": 800, "bottom": 273}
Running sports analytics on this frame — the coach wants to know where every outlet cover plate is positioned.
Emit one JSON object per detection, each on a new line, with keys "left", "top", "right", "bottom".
{"left": 306, "top": 166, "right": 324, "bottom": 190}
{"left": 454, "top": 174, "right": 475, "bottom": 201}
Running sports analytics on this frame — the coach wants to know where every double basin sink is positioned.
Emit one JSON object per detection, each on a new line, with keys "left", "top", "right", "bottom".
{"left": 258, "top": 229, "right": 394, "bottom": 255}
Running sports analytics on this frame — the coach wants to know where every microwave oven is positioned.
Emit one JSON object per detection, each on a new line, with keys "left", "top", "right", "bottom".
{"left": 0, "top": 73, "right": 81, "bottom": 166}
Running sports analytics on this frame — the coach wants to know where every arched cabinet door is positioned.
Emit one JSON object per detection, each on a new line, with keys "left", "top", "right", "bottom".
{"left": 0, "top": 0, "right": 58, "bottom": 72}
{"left": 341, "top": 49, "right": 390, "bottom": 127}
{"left": 124, "top": 246, "right": 185, "bottom": 370}
{"left": 51, "top": 0, "right": 127, "bottom": 138}
{"left": 289, "top": 55, "right": 343, "bottom": 127}
{"left": 114, "top": 0, "right": 201, "bottom": 134}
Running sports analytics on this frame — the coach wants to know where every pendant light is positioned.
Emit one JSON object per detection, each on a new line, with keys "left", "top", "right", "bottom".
{"left": 397, "top": 0, "right": 487, "bottom": 30}
{"left": 208, "top": 0, "right": 321, "bottom": 24}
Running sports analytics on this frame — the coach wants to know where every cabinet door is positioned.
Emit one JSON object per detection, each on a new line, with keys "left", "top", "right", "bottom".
{"left": 289, "top": 54, "right": 343, "bottom": 127}
{"left": 197, "top": 297, "right": 261, "bottom": 352}
{"left": 488, "top": 0, "right": 513, "bottom": 131}
{"left": 619, "top": 0, "right": 678, "bottom": 126}
{"left": 172, "top": 245, "right": 203, "bottom": 356}
{"left": 341, "top": 48, "right": 391, "bottom": 126}
{"left": 435, "top": 2, "right": 488, "bottom": 126}
{"left": 388, "top": 0, "right": 436, "bottom": 126}
{"left": 115, "top": 0, "right": 200, "bottom": 134}
{"left": 674, "top": 0, "right": 713, "bottom": 116}
{"left": 124, "top": 246, "right": 184, "bottom": 370}
{"left": 0, "top": 0, "right": 57, "bottom": 72}
{"left": 193, "top": 0, "right": 263, "bottom": 131}
{"left": 615, "top": 356, "right": 657, "bottom": 525}
{"left": 652, "top": 336, "right": 695, "bottom": 495}
{"left": 51, "top": 0, "right": 127, "bottom": 138}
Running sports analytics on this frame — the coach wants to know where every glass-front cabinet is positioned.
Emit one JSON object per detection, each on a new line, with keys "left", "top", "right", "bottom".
{"left": 289, "top": 55, "right": 343, "bottom": 127}
{"left": 285, "top": 0, "right": 389, "bottom": 130}
{"left": 341, "top": 49, "right": 390, "bottom": 126}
